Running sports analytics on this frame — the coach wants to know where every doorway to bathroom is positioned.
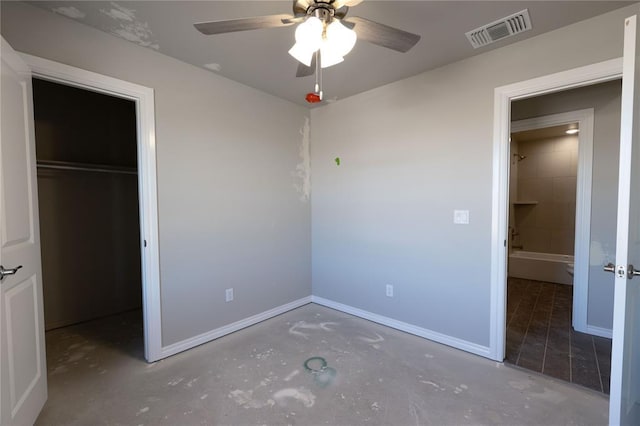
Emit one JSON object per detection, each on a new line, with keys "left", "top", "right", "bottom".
{"left": 504, "top": 80, "right": 621, "bottom": 393}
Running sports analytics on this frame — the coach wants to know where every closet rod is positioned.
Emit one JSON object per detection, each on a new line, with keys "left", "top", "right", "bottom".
{"left": 36, "top": 160, "right": 137, "bottom": 175}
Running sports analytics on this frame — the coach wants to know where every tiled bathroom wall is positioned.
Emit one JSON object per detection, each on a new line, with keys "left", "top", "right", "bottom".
{"left": 513, "top": 135, "right": 578, "bottom": 255}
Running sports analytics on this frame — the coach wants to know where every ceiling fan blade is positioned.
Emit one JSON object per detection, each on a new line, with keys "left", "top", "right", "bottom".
{"left": 282, "top": 16, "right": 306, "bottom": 25}
{"left": 296, "top": 56, "right": 316, "bottom": 77}
{"left": 333, "top": 0, "right": 363, "bottom": 8}
{"left": 346, "top": 16, "right": 421, "bottom": 53}
{"left": 334, "top": 6, "right": 349, "bottom": 20}
{"left": 194, "top": 14, "right": 295, "bottom": 35}
{"left": 293, "top": 0, "right": 315, "bottom": 17}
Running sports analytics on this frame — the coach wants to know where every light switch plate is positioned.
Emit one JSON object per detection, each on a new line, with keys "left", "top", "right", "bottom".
{"left": 453, "top": 210, "right": 470, "bottom": 224}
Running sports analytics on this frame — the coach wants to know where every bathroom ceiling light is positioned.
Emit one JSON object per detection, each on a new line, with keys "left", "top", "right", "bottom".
{"left": 566, "top": 129, "right": 579, "bottom": 135}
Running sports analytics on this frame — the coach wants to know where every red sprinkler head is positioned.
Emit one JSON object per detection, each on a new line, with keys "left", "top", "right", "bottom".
{"left": 305, "top": 92, "right": 322, "bottom": 104}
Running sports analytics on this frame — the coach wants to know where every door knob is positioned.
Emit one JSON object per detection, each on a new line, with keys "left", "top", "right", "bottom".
{"left": 0, "top": 265, "right": 22, "bottom": 281}
{"left": 604, "top": 262, "right": 616, "bottom": 273}
{"left": 628, "top": 264, "right": 640, "bottom": 279}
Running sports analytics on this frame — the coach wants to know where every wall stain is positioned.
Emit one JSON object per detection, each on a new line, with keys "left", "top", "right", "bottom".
{"left": 100, "top": 2, "right": 159, "bottom": 50}
{"left": 204, "top": 63, "right": 222, "bottom": 72}
{"left": 52, "top": 6, "right": 86, "bottom": 19}
{"left": 293, "top": 116, "right": 311, "bottom": 202}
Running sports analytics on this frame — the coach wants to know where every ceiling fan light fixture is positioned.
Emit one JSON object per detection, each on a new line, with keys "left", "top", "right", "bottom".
{"left": 325, "top": 20, "right": 357, "bottom": 57}
{"left": 318, "top": 20, "right": 356, "bottom": 68}
{"left": 195, "top": 0, "right": 422, "bottom": 90}
{"left": 296, "top": 16, "right": 323, "bottom": 46}
{"left": 320, "top": 45, "right": 344, "bottom": 68}
{"left": 289, "top": 42, "right": 316, "bottom": 66}
{"left": 288, "top": 16, "right": 323, "bottom": 65}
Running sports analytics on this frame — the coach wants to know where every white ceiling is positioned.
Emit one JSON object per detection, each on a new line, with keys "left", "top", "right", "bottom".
{"left": 29, "top": 1, "right": 633, "bottom": 107}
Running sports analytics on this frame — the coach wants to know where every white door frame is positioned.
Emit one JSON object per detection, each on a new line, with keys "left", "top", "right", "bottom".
{"left": 20, "top": 53, "right": 163, "bottom": 362}
{"left": 510, "top": 109, "right": 595, "bottom": 336}
{"left": 489, "top": 58, "right": 622, "bottom": 361}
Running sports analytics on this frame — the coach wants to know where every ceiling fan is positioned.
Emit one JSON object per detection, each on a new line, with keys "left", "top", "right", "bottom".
{"left": 194, "top": 0, "right": 421, "bottom": 103}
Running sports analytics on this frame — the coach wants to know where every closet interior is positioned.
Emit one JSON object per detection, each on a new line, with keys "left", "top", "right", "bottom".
{"left": 33, "top": 78, "right": 142, "bottom": 332}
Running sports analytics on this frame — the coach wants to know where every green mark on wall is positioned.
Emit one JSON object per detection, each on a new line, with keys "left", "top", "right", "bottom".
{"left": 335, "top": 157, "right": 340, "bottom": 166}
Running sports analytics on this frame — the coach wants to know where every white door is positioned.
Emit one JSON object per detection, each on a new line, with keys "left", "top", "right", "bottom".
{"left": 0, "top": 38, "right": 47, "bottom": 425}
{"left": 609, "top": 13, "right": 640, "bottom": 426}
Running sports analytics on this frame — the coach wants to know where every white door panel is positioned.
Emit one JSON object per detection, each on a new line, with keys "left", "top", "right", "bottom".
{"left": 609, "top": 12, "right": 640, "bottom": 426}
{"left": 5, "top": 277, "right": 42, "bottom": 417}
{"left": 0, "top": 37, "right": 47, "bottom": 425}
{"left": 1, "top": 52, "right": 32, "bottom": 249}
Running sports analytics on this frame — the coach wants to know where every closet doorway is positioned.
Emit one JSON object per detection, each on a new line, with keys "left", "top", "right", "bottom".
{"left": 23, "top": 54, "right": 162, "bottom": 362}
{"left": 33, "top": 77, "right": 146, "bottom": 361}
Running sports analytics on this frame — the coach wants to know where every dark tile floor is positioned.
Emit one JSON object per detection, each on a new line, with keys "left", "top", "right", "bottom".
{"left": 505, "top": 277, "right": 612, "bottom": 394}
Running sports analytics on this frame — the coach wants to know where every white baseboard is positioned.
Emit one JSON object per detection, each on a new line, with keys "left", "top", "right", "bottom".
{"left": 586, "top": 324, "right": 612, "bottom": 339}
{"left": 311, "top": 296, "right": 491, "bottom": 359}
{"left": 158, "top": 295, "right": 495, "bottom": 361}
{"left": 160, "top": 296, "right": 312, "bottom": 359}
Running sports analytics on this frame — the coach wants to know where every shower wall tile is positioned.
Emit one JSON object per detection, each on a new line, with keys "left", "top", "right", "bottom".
{"left": 553, "top": 176, "right": 577, "bottom": 203}
{"left": 511, "top": 135, "right": 578, "bottom": 254}
{"left": 535, "top": 202, "right": 556, "bottom": 229}
{"left": 555, "top": 135, "right": 579, "bottom": 152}
{"left": 568, "top": 202, "right": 576, "bottom": 225}
{"left": 519, "top": 177, "right": 553, "bottom": 202}
{"left": 558, "top": 202, "right": 576, "bottom": 230}
{"left": 519, "top": 137, "right": 555, "bottom": 155}
{"left": 570, "top": 152, "right": 578, "bottom": 172}
{"left": 518, "top": 155, "right": 538, "bottom": 178}
{"left": 515, "top": 205, "right": 536, "bottom": 229}
{"left": 538, "top": 150, "right": 571, "bottom": 178}
{"left": 520, "top": 227, "right": 552, "bottom": 252}
{"left": 551, "top": 230, "right": 575, "bottom": 254}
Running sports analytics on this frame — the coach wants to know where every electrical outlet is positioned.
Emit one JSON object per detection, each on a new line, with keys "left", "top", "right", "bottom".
{"left": 386, "top": 284, "right": 394, "bottom": 297}
{"left": 225, "top": 288, "right": 234, "bottom": 302}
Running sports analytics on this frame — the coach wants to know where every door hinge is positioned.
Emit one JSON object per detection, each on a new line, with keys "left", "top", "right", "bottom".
{"left": 144, "top": 239, "right": 147, "bottom": 247}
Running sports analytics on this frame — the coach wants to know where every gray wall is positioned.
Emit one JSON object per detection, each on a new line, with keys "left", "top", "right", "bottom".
{"left": 512, "top": 80, "right": 623, "bottom": 331}
{"left": 311, "top": 5, "right": 635, "bottom": 348}
{"left": 4, "top": 0, "right": 634, "bottom": 355}
{"left": 1, "top": 1, "right": 311, "bottom": 346}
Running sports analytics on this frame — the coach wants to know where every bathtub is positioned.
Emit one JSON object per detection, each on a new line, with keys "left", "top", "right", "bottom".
{"left": 508, "top": 251, "right": 574, "bottom": 285}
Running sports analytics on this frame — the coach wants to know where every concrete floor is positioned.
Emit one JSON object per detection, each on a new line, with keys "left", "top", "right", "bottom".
{"left": 37, "top": 304, "right": 608, "bottom": 425}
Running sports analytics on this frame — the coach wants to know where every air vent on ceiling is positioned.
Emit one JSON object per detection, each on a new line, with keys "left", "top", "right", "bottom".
{"left": 465, "top": 9, "right": 532, "bottom": 49}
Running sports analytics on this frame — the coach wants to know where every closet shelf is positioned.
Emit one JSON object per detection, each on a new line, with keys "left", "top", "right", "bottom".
{"left": 37, "top": 160, "right": 137, "bottom": 175}
{"left": 512, "top": 200, "right": 538, "bottom": 205}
